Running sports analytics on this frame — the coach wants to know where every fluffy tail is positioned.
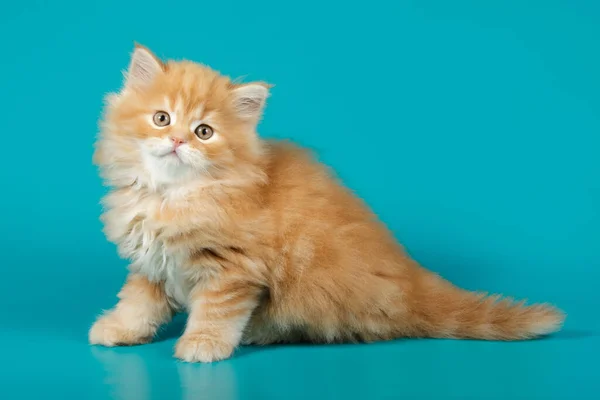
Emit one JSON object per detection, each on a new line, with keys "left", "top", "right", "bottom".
{"left": 412, "top": 271, "right": 565, "bottom": 340}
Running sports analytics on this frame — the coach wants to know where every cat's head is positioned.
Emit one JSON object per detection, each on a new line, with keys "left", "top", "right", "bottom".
{"left": 95, "top": 44, "right": 270, "bottom": 191}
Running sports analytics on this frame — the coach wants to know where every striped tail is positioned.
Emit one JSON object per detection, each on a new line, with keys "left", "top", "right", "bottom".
{"left": 413, "top": 272, "right": 565, "bottom": 340}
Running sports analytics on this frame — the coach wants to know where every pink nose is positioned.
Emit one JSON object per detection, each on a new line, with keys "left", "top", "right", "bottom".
{"left": 170, "top": 137, "right": 186, "bottom": 148}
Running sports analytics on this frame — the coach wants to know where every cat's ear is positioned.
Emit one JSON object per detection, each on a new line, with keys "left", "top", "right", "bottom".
{"left": 124, "top": 44, "right": 164, "bottom": 89}
{"left": 230, "top": 83, "right": 272, "bottom": 121}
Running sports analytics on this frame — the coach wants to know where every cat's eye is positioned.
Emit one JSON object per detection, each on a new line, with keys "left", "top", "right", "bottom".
{"left": 153, "top": 111, "right": 171, "bottom": 127}
{"left": 194, "top": 124, "right": 214, "bottom": 140}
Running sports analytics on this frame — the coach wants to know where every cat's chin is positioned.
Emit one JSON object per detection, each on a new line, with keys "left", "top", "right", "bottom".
{"left": 139, "top": 151, "right": 197, "bottom": 189}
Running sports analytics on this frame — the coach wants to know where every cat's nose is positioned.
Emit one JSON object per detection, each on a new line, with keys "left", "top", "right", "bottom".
{"left": 170, "top": 136, "right": 187, "bottom": 148}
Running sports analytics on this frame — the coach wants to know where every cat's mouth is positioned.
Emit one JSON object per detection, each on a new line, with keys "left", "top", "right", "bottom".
{"left": 165, "top": 152, "right": 184, "bottom": 164}
{"left": 155, "top": 148, "right": 180, "bottom": 159}
{"left": 151, "top": 149, "right": 184, "bottom": 165}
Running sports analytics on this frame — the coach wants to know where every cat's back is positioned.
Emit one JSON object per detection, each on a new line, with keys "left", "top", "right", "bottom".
{"left": 262, "top": 140, "right": 376, "bottom": 229}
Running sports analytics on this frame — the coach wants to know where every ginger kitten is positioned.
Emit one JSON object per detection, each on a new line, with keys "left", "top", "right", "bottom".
{"left": 89, "top": 44, "right": 564, "bottom": 362}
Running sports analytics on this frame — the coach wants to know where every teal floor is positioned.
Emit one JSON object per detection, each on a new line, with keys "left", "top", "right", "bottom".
{"left": 1, "top": 0, "right": 599, "bottom": 398}
{"left": 1, "top": 252, "right": 598, "bottom": 399}
{"left": 5, "top": 337, "right": 600, "bottom": 400}
{"left": 1, "top": 284, "right": 598, "bottom": 399}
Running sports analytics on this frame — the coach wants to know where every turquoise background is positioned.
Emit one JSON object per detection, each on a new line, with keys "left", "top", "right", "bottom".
{"left": 1, "top": 0, "right": 598, "bottom": 398}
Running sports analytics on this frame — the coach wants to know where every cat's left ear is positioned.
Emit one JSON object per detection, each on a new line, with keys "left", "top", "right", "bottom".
{"left": 124, "top": 44, "right": 164, "bottom": 89}
{"left": 230, "top": 83, "right": 272, "bottom": 121}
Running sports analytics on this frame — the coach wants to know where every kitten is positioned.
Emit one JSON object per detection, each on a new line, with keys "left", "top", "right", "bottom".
{"left": 90, "top": 44, "right": 565, "bottom": 363}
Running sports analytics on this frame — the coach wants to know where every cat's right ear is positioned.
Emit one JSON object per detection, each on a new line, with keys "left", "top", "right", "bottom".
{"left": 124, "top": 44, "right": 164, "bottom": 89}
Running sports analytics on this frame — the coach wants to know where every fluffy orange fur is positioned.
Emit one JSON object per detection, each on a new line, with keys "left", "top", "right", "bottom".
{"left": 89, "top": 45, "right": 565, "bottom": 362}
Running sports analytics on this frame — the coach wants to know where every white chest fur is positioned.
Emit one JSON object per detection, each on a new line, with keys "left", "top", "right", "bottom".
{"left": 101, "top": 189, "right": 192, "bottom": 309}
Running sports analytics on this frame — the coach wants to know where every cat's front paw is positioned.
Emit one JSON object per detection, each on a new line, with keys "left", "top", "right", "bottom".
{"left": 89, "top": 314, "right": 152, "bottom": 347}
{"left": 175, "top": 334, "right": 234, "bottom": 363}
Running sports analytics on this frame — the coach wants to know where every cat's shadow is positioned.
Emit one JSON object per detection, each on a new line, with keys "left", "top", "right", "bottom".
{"left": 543, "top": 330, "right": 597, "bottom": 341}
{"left": 155, "top": 313, "right": 596, "bottom": 350}
{"left": 155, "top": 313, "right": 188, "bottom": 342}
